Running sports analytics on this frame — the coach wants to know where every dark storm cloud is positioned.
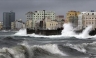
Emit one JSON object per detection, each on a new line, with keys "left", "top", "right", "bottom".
{"left": 0, "top": 0, "right": 96, "bottom": 22}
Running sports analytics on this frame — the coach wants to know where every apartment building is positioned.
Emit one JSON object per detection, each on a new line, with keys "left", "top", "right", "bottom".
{"left": 82, "top": 11, "right": 96, "bottom": 29}
{"left": 26, "top": 10, "right": 56, "bottom": 29}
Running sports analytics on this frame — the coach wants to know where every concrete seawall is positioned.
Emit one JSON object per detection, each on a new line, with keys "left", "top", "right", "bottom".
{"left": 27, "top": 28, "right": 63, "bottom": 35}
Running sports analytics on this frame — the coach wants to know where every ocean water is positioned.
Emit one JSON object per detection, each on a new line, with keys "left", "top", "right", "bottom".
{"left": 0, "top": 23, "right": 96, "bottom": 58}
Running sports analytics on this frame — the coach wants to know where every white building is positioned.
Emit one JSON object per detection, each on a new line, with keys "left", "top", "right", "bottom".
{"left": 15, "top": 19, "right": 25, "bottom": 30}
{"left": 77, "top": 12, "right": 85, "bottom": 30}
{"left": 77, "top": 11, "right": 96, "bottom": 30}
{"left": 26, "top": 10, "right": 56, "bottom": 29}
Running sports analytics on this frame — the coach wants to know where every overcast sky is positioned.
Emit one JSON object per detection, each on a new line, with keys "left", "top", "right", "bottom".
{"left": 0, "top": 0, "right": 96, "bottom": 22}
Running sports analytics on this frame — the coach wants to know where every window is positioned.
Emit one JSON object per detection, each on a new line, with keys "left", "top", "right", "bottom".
{"left": 88, "top": 13, "right": 89, "bottom": 15}
{"left": 92, "top": 13, "right": 94, "bottom": 15}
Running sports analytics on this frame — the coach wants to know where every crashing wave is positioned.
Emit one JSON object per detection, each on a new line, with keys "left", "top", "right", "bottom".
{"left": 0, "top": 41, "right": 91, "bottom": 58}
{"left": 13, "top": 23, "right": 96, "bottom": 39}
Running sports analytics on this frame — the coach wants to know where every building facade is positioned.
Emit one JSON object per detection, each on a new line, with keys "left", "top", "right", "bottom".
{"left": 66, "top": 10, "right": 80, "bottom": 23}
{"left": 0, "top": 22, "right": 3, "bottom": 30}
{"left": 45, "top": 21, "right": 58, "bottom": 30}
{"left": 26, "top": 19, "right": 32, "bottom": 28}
{"left": 11, "top": 22, "right": 15, "bottom": 30}
{"left": 77, "top": 14, "right": 83, "bottom": 30}
{"left": 56, "top": 15, "right": 64, "bottom": 21}
{"left": 3, "top": 11, "right": 15, "bottom": 30}
{"left": 77, "top": 11, "right": 96, "bottom": 30}
{"left": 82, "top": 11, "right": 96, "bottom": 29}
{"left": 26, "top": 10, "right": 56, "bottom": 29}
{"left": 15, "top": 20, "right": 25, "bottom": 30}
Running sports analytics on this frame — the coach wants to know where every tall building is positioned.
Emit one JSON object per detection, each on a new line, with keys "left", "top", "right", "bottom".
{"left": 26, "top": 10, "right": 56, "bottom": 29}
{"left": 10, "top": 11, "right": 15, "bottom": 22}
{"left": 3, "top": 11, "right": 15, "bottom": 30}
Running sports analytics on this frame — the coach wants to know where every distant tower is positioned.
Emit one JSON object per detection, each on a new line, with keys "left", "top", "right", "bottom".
{"left": 3, "top": 11, "right": 15, "bottom": 30}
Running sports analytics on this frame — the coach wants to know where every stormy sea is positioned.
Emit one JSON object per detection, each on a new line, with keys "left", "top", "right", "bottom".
{"left": 0, "top": 23, "right": 96, "bottom": 58}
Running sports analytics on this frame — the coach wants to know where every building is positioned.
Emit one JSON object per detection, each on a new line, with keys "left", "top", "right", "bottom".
{"left": 56, "top": 15, "right": 64, "bottom": 21}
{"left": 77, "top": 13, "right": 83, "bottom": 30}
{"left": 3, "top": 11, "right": 15, "bottom": 30}
{"left": 15, "top": 19, "right": 25, "bottom": 30}
{"left": 26, "top": 19, "right": 32, "bottom": 28}
{"left": 45, "top": 21, "right": 58, "bottom": 30}
{"left": 82, "top": 11, "right": 96, "bottom": 29}
{"left": 0, "top": 22, "right": 3, "bottom": 30}
{"left": 66, "top": 10, "right": 80, "bottom": 23}
{"left": 56, "top": 15, "right": 65, "bottom": 28}
{"left": 26, "top": 10, "right": 56, "bottom": 29}
{"left": 11, "top": 22, "right": 15, "bottom": 30}
{"left": 34, "top": 17, "right": 59, "bottom": 30}
{"left": 77, "top": 11, "right": 96, "bottom": 30}
{"left": 69, "top": 16, "right": 78, "bottom": 28}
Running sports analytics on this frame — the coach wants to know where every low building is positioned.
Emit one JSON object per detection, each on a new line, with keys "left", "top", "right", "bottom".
{"left": 26, "top": 19, "right": 32, "bottom": 28}
{"left": 11, "top": 22, "right": 15, "bottom": 30}
{"left": 14, "top": 19, "right": 25, "bottom": 30}
{"left": 0, "top": 22, "right": 3, "bottom": 30}
{"left": 46, "top": 21, "right": 58, "bottom": 30}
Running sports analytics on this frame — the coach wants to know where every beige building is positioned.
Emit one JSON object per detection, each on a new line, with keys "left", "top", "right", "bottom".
{"left": 35, "top": 17, "right": 59, "bottom": 30}
{"left": 0, "top": 22, "right": 3, "bottom": 30}
{"left": 26, "top": 19, "right": 32, "bottom": 28}
{"left": 46, "top": 21, "right": 58, "bottom": 30}
{"left": 11, "top": 22, "right": 15, "bottom": 30}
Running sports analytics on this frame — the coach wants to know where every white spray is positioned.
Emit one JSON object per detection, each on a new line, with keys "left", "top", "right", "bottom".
{"left": 14, "top": 23, "right": 96, "bottom": 39}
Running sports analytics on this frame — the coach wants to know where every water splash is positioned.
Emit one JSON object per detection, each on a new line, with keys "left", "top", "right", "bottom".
{"left": 61, "top": 23, "right": 76, "bottom": 37}
{"left": 14, "top": 29, "right": 27, "bottom": 36}
{"left": 14, "top": 23, "right": 96, "bottom": 39}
